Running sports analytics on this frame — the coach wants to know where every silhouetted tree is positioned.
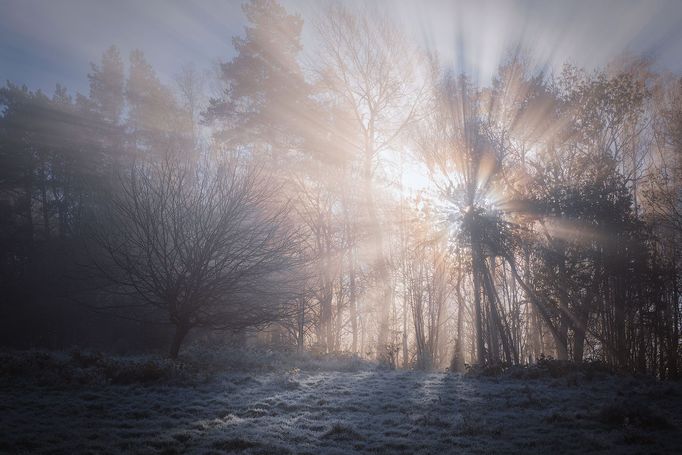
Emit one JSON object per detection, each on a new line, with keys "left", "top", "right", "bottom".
{"left": 88, "top": 155, "right": 303, "bottom": 358}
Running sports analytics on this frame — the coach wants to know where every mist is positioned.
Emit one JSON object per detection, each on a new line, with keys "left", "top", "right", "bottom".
{"left": 1, "top": 1, "right": 682, "bottom": 453}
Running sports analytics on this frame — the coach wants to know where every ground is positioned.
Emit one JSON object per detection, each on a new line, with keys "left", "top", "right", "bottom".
{"left": 1, "top": 353, "right": 681, "bottom": 454}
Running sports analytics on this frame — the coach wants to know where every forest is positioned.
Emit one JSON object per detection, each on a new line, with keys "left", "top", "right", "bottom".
{"left": 1, "top": 1, "right": 682, "bottom": 453}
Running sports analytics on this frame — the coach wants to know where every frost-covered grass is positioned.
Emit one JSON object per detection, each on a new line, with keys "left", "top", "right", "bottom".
{"left": 182, "top": 345, "right": 374, "bottom": 375}
{"left": 1, "top": 351, "right": 681, "bottom": 454}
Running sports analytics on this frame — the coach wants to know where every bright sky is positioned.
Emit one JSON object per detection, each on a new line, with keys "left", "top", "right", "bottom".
{"left": 1, "top": 0, "right": 682, "bottom": 94}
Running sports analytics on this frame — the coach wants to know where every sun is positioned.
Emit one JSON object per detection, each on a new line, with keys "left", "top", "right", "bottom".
{"left": 380, "top": 148, "right": 436, "bottom": 199}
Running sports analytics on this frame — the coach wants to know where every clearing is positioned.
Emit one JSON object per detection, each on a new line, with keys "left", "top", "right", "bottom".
{"left": 2, "top": 357, "right": 682, "bottom": 454}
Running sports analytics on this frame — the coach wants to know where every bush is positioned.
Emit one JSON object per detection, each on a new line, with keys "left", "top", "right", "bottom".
{"left": 102, "top": 359, "right": 177, "bottom": 384}
{"left": 183, "top": 344, "right": 374, "bottom": 373}
{"left": 70, "top": 349, "right": 104, "bottom": 368}
{"left": 0, "top": 349, "right": 192, "bottom": 386}
{"left": 376, "top": 343, "right": 401, "bottom": 370}
{"left": 0, "top": 345, "right": 375, "bottom": 386}
{"left": 465, "top": 363, "right": 506, "bottom": 378}
{"left": 464, "top": 357, "right": 615, "bottom": 380}
{"left": 597, "top": 400, "right": 673, "bottom": 430}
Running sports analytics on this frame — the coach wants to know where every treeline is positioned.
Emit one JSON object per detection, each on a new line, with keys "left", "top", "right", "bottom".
{"left": 0, "top": 0, "right": 680, "bottom": 377}
{"left": 0, "top": 45, "right": 197, "bottom": 350}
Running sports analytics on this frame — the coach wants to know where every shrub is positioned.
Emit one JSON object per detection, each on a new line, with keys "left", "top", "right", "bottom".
{"left": 0, "top": 350, "right": 192, "bottom": 386}
{"left": 182, "top": 344, "right": 374, "bottom": 373}
{"left": 103, "top": 360, "right": 171, "bottom": 384}
{"left": 465, "top": 363, "right": 506, "bottom": 377}
{"left": 70, "top": 349, "right": 104, "bottom": 368}
{"left": 597, "top": 400, "right": 673, "bottom": 429}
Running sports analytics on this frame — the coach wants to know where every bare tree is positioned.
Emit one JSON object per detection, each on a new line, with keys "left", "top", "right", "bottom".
{"left": 314, "top": 5, "right": 426, "bottom": 354}
{"left": 174, "top": 63, "right": 208, "bottom": 149}
{"left": 89, "top": 155, "right": 303, "bottom": 358}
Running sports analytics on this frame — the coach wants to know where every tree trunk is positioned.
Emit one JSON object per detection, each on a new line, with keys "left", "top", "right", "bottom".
{"left": 669, "top": 265, "right": 679, "bottom": 379}
{"left": 572, "top": 304, "right": 592, "bottom": 362}
{"left": 23, "top": 170, "right": 35, "bottom": 247}
{"left": 556, "top": 321, "right": 569, "bottom": 361}
{"left": 506, "top": 256, "right": 568, "bottom": 361}
{"left": 169, "top": 321, "right": 190, "bottom": 359}
{"left": 348, "top": 249, "right": 358, "bottom": 354}
{"left": 363, "top": 151, "right": 391, "bottom": 355}
{"left": 472, "top": 244, "right": 486, "bottom": 365}
{"left": 38, "top": 162, "right": 52, "bottom": 240}
{"left": 451, "top": 275, "right": 466, "bottom": 372}
{"left": 556, "top": 257, "right": 570, "bottom": 361}
{"left": 573, "top": 325, "right": 586, "bottom": 362}
{"left": 482, "top": 262, "right": 513, "bottom": 364}
{"left": 402, "top": 281, "right": 408, "bottom": 368}
{"left": 321, "top": 290, "right": 333, "bottom": 353}
{"left": 297, "top": 298, "right": 305, "bottom": 353}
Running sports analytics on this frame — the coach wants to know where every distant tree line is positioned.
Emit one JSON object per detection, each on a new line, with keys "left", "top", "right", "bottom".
{"left": 0, "top": 0, "right": 680, "bottom": 375}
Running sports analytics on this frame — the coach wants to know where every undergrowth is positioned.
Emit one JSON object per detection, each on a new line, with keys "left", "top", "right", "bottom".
{"left": 465, "top": 356, "right": 616, "bottom": 380}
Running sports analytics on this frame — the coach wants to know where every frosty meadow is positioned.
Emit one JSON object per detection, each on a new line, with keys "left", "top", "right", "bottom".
{"left": 1, "top": 0, "right": 682, "bottom": 453}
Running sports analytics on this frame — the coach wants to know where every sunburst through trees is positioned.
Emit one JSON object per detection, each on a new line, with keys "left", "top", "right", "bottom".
{"left": 0, "top": 0, "right": 680, "bottom": 379}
